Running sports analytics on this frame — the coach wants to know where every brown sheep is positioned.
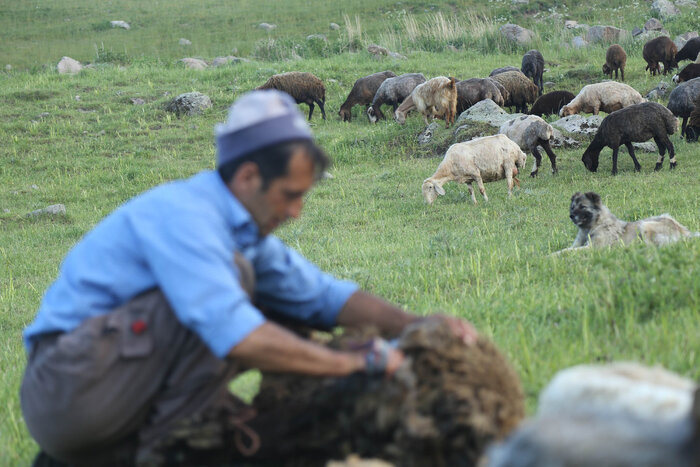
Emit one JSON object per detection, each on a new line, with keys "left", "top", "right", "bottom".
{"left": 256, "top": 72, "right": 326, "bottom": 121}
{"left": 490, "top": 71, "right": 539, "bottom": 113}
{"left": 643, "top": 36, "right": 678, "bottom": 76}
{"left": 602, "top": 44, "right": 627, "bottom": 81}
{"left": 338, "top": 71, "right": 397, "bottom": 122}
{"left": 456, "top": 78, "right": 505, "bottom": 113}
{"left": 395, "top": 76, "right": 458, "bottom": 128}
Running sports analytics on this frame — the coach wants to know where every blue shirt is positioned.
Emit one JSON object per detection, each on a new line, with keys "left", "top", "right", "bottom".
{"left": 24, "top": 171, "right": 358, "bottom": 358}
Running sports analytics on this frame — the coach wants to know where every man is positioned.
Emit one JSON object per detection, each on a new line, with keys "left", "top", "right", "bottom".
{"left": 21, "top": 90, "right": 477, "bottom": 466}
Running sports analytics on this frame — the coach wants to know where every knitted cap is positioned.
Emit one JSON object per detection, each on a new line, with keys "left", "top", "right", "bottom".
{"left": 215, "top": 90, "right": 313, "bottom": 167}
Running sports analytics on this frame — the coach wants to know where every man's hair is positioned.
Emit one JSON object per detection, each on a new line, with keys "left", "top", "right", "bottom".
{"left": 218, "top": 139, "right": 330, "bottom": 189}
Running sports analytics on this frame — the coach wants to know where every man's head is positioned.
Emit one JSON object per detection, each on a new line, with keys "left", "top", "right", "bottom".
{"left": 216, "top": 91, "right": 329, "bottom": 235}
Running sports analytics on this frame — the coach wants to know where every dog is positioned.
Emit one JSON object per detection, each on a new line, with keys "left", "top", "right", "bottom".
{"left": 556, "top": 191, "right": 699, "bottom": 253}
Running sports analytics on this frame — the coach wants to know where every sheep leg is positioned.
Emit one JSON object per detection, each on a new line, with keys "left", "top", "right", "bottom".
{"left": 307, "top": 102, "right": 315, "bottom": 121}
{"left": 504, "top": 162, "right": 514, "bottom": 198}
{"left": 652, "top": 137, "right": 666, "bottom": 171}
{"left": 611, "top": 145, "right": 620, "bottom": 175}
{"left": 475, "top": 174, "right": 488, "bottom": 203}
{"left": 316, "top": 99, "right": 327, "bottom": 120}
{"left": 663, "top": 136, "right": 676, "bottom": 169}
{"left": 541, "top": 139, "right": 558, "bottom": 175}
{"left": 530, "top": 147, "right": 542, "bottom": 177}
{"left": 624, "top": 142, "right": 642, "bottom": 172}
{"left": 466, "top": 182, "right": 477, "bottom": 204}
{"left": 681, "top": 117, "right": 688, "bottom": 137}
{"left": 621, "top": 67, "right": 624, "bottom": 81}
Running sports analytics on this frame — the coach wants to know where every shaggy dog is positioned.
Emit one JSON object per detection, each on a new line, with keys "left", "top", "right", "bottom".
{"left": 556, "top": 192, "right": 699, "bottom": 253}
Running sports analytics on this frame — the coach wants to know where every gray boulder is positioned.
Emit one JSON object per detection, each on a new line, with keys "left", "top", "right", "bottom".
{"left": 388, "top": 51, "right": 407, "bottom": 60}
{"left": 329, "top": 22, "right": 340, "bottom": 31}
{"left": 258, "top": 23, "right": 277, "bottom": 31}
{"left": 456, "top": 99, "right": 525, "bottom": 128}
{"left": 632, "top": 27, "right": 644, "bottom": 37}
{"left": 550, "top": 127, "right": 580, "bottom": 148}
{"left": 418, "top": 122, "right": 440, "bottom": 145}
{"left": 675, "top": 32, "right": 699, "bottom": 49}
{"left": 166, "top": 92, "right": 212, "bottom": 116}
{"left": 179, "top": 58, "right": 207, "bottom": 70}
{"left": 306, "top": 34, "right": 327, "bottom": 41}
{"left": 572, "top": 36, "right": 588, "bottom": 48}
{"left": 586, "top": 25, "right": 628, "bottom": 43}
{"left": 646, "top": 81, "right": 671, "bottom": 99}
{"left": 499, "top": 24, "right": 535, "bottom": 45}
{"left": 651, "top": 0, "right": 680, "bottom": 17}
{"left": 645, "top": 18, "right": 664, "bottom": 31}
{"left": 57, "top": 56, "right": 82, "bottom": 74}
{"left": 28, "top": 204, "right": 66, "bottom": 217}
{"left": 110, "top": 20, "right": 130, "bottom": 30}
{"left": 551, "top": 115, "right": 604, "bottom": 137}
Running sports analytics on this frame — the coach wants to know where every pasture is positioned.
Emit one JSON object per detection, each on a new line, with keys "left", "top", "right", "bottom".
{"left": 1, "top": 0, "right": 700, "bottom": 464}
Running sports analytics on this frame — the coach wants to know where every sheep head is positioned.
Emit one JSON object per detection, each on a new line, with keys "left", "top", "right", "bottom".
{"left": 422, "top": 179, "right": 446, "bottom": 204}
{"left": 367, "top": 106, "right": 379, "bottom": 123}
{"left": 559, "top": 105, "right": 575, "bottom": 117}
{"left": 395, "top": 109, "right": 407, "bottom": 124}
{"left": 602, "top": 63, "right": 611, "bottom": 76}
{"left": 581, "top": 143, "right": 601, "bottom": 172}
{"left": 338, "top": 108, "right": 351, "bottom": 122}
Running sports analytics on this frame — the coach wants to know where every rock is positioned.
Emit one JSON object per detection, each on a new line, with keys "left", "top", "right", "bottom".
{"left": 367, "top": 44, "right": 389, "bottom": 56}
{"left": 28, "top": 204, "right": 66, "bottom": 217}
{"left": 231, "top": 47, "right": 238, "bottom": 54}
{"left": 131, "top": 98, "right": 145, "bottom": 105}
{"left": 550, "top": 127, "right": 581, "bottom": 148}
{"left": 211, "top": 55, "right": 248, "bottom": 67}
{"left": 36, "top": 112, "right": 50, "bottom": 119}
{"left": 329, "top": 22, "right": 340, "bottom": 31}
{"left": 388, "top": 51, "right": 407, "bottom": 60}
{"left": 179, "top": 58, "right": 208, "bottom": 70}
{"left": 646, "top": 81, "right": 671, "bottom": 99}
{"left": 572, "top": 36, "right": 588, "bottom": 48}
{"left": 418, "top": 122, "right": 440, "bottom": 145}
{"left": 635, "top": 30, "right": 670, "bottom": 42}
{"left": 456, "top": 99, "right": 525, "bottom": 128}
{"left": 651, "top": 0, "right": 680, "bottom": 18}
{"left": 31, "top": 184, "right": 39, "bottom": 190}
{"left": 544, "top": 81, "right": 555, "bottom": 88}
{"left": 565, "top": 20, "right": 578, "bottom": 29}
{"left": 258, "top": 22, "right": 277, "bottom": 31}
{"left": 551, "top": 115, "right": 604, "bottom": 137}
{"left": 632, "top": 27, "right": 644, "bottom": 37}
{"left": 675, "top": 0, "right": 696, "bottom": 5}
{"left": 3, "top": 209, "right": 9, "bottom": 213}
{"left": 645, "top": 18, "right": 664, "bottom": 31}
{"left": 165, "top": 92, "right": 212, "bottom": 116}
{"left": 512, "top": 0, "right": 529, "bottom": 4}
{"left": 56, "top": 56, "right": 82, "bottom": 74}
{"left": 499, "top": 24, "right": 536, "bottom": 45}
{"left": 96, "top": 130, "right": 106, "bottom": 136}
{"left": 675, "top": 31, "right": 699, "bottom": 49}
{"left": 5, "top": 64, "right": 12, "bottom": 71}
{"left": 306, "top": 34, "right": 327, "bottom": 41}
{"left": 178, "top": 38, "right": 192, "bottom": 46}
{"left": 586, "top": 25, "right": 628, "bottom": 43}
{"left": 110, "top": 20, "right": 130, "bottom": 30}
{"left": 321, "top": 171, "right": 334, "bottom": 180}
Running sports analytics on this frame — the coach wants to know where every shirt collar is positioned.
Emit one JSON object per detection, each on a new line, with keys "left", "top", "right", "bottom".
{"left": 208, "top": 171, "right": 262, "bottom": 247}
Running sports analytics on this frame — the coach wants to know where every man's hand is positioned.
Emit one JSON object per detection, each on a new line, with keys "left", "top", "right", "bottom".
{"left": 360, "top": 338, "right": 405, "bottom": 377}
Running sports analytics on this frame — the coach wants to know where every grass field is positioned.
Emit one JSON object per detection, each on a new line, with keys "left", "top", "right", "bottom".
{"left": 2, "top": 0, "right": 700, "bottom": 464}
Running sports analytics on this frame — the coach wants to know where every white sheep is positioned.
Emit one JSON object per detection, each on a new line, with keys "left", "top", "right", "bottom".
{"left": 422, "top": 134, "right": 527, "bottom": 205}
{"left": 395, "top": 76, "right": 458, "bottom": 128}
{"left": 560, "top": 82, "right": 644, "bottom": 117}
{"left": 499, "top": 115, "right": 558, "bottom": 177}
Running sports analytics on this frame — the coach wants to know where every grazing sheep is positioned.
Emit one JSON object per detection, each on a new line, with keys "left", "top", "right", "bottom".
{"left": 521, "top": 49, "right": 545, "bottom": 95}
{"left": 486, "top": 363, "right": 700, "bottom": 467}
{"left": 528, "top": 90, "right": 575, "bottom": 117}
{"left": 395, "top": 76, "right": 458, "bottom": 128}
{"left": 667, "top": 77, "right": 700, "bottom": 137}
{"left": 602, "top": 44, "right": 627, "bottom": 81}
{"left": 422, "top": 134, "right": 527, "bottom": 205}
{"left": 367, "top": 73, "right": 426, "bottom": 123}
{"left": 455, "top": 78, "right": 505, "bottom": 113}
{"left": 338, "top": 71, "right": 397, "bottom": 122}
{"left": 490, "top": 71, "right": 539, "bottom": 113}
{"left": 684, "top": 93, "right": 700, "bottom": 141}
{"left": 581, "top": 102, "right": 677, "bottom": 175}
{"left": 500, "top": 115, "right": 558, "bottom": 177}
{"left": 672, "top": 63, "right": 700, "bottom": 83}
{"left": 489, "top": 78, "right": 510, "bottom": 106}
{"left": 489, "top": 66, "right": 521, "bottom": 77}
{"left": 560, "top": 82, "right": 644, "bottom": 117}
{"left": 675, "top": 36, "right": 700, "bottom": 62}
{"left": 643, "top": 36, "right": 678, "bottom": 76}
{"left": 256, "top": 72, "right": 326, "bottom": 121}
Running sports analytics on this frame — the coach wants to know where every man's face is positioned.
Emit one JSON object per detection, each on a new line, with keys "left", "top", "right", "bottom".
{"left": 245, "top": 149, "right": 315, "bottom": 236}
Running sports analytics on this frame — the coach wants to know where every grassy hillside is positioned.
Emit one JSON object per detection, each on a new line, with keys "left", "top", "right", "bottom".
{"left": 2, "top": 0, "right": 700, "bottom": 464}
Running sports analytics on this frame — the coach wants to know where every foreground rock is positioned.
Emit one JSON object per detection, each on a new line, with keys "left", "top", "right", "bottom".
{"left": 165, "top": 92, "right": 212, "bottom": 116}
{"left": 499, "top": 24, "right": 535, "bottom": 44}
{"left": 56, "top": 56, "right": 82, "bottom": 74}
{"left": 28, "top": 204, "right": 66, "bottom": 217}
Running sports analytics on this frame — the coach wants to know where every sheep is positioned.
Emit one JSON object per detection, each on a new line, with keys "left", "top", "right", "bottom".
{"left": 528, "top": 90, "right": 575, "bottom": 117}
{"left": 489, "top": 78, "right": 511, "bottom": 106}
{"left": 256, "top": 72, "right": 326, "bottom": 121}
{"left": 455, "top": 78, "right": 505, "bottom": 113}
{"left": 489, "top": 71, "right": 539, "bottom": 113}
{"left": 489, "top": 66, "right": 521, "bottom": 77}
{"left": 602, "top": 44, "right": 627, "bottom": 81}
{"left": 685, "top": 93, "right": 700, "bottom": 141}
{"left": 672, "top": 63, "right": 700, "bottom": 84}
{"left": 338, "top": 71, "right": 397, "bottom": 122}
{"left": 581, "top": 102, "right": 677, "bottom": 175}
{"left": 666, "top": 76, "right": 700, "bottom": 137}
{"left": 394, "top": 76, "right": 458, "bottom": 128}
{"left": 559, "top": 82, "right": 644, "bottom": 117}
{"left": 675, "top": 36, "right": 700, "bottom": 62}
{"left": 643, "top": 36, "right": 678, "bottom": 76}
{"left": 521, "top": 49, "right": 545, "bottom": 95}
{"left": 367, "top": 73, "right": 426, "bottom": 123}
{"left": 421, "top": 134, "right": 527, "bottom": 205}
{"left": 499, "top": 115, "right": 558, "bottom": 177}
{"left": 485, "top": 363, "right": 700, "bottom": 467}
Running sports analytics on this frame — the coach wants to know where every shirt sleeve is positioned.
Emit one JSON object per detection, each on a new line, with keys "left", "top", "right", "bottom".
{"left": 128, "top": 205, "right": 265, "bottom": 359}
{"left": 249, "top": 236, "right": 359, "bottom": 328}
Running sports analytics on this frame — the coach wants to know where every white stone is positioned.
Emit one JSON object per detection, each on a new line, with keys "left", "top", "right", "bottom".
{"left": 258, "top": 23, "right": 277, "bottom": 31}
{"left": 179, "top": 38, "right": 192, "bottom": 46}
{"left": 57, "top": 56, "right": 82, "bottom": 74}
{"left": 551, "top": 115, "right": 604, "bottom": 136}
{"left": 179, "top": 57, "right": 207, "bottom": 70}
{"left": 565, "top": 20, "right": 578, "bottom": 29}
{"left": 572, "top": 36, "right": 588, "bottom": 48}
{"left": 110, "top": 20, "right": 130, "bottom": 30}
{"left": 28, "top": 204, "right": 66, "bottom": 216}
{"left": 329, "top": 22, "right": 340, "bottom": 31}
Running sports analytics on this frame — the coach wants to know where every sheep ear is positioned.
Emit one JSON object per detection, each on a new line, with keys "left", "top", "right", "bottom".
{"left": 435, "top": 185, "right": 446, "bottom": 196}
{"left": 585, "top": 191, "right": 601, "bottom": 206}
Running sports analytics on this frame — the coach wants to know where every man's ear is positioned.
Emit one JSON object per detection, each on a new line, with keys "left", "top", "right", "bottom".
{"left": 585, "top": 191, "right": 601, "bottom": 206}
{"left": 230, "top": 162, "right": 262, "bottom": 194}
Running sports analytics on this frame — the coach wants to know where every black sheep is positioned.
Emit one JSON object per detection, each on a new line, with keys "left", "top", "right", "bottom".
{"left": 582, "top": 102, "right": 677, "bottom": 175}
{"left": 521, "top": 50, "right": 545, "bottom": 96}
{"left": 685, "top": 93, "right": 700, "bottom": 141}
{"left": 643, "top": 36, "right": 678, "bottom": 76}
{"left": 675, "top": 37, "right": 700, "bottom": 62}
{"left": 528, "top": 90, "right": 575, "bottom": 117}
{"left": 667, "top": 77, "right": 700, "bottom": 137}
{"left": 672, "top": 63, "right": 700, "bottom": 84}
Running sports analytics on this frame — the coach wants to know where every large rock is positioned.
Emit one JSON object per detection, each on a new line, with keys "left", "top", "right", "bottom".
{"left": 564, "top": 20, "right": 578, "bottom": 29}
{"left": 651, "top": 0, "right": 680, "bottom": 17}
{"left": 165, "top": 92, "right": 212, "bottom": 116}
{"left": 644, "top": 18, "right": 664, "bottom": 31}
{"left": 56, "top": 56, "right": 82, "bottom": 74}
{"left": 551, "top": 115, "right": 604, "bottom": 137}
{"left": 110, "top": 20, "right": 130, "bottom": 30}
{"left": 586, "top": 25, "right": 628, "bottom": 43}
{"left": 455, "top": 99, "right": 525, "bottom": 128}
{"left": 499, "top": 24, "right": 535, "bottom": 45}
{"left": 550, "top": 127, "right": 581, "bottom": 148}
{"left": 179, "top": 58, "right": 208, "bottom": 70}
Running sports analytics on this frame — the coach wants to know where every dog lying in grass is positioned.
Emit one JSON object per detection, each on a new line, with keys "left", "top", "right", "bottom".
{"left": 556, "top": 192, "right": 699, "bottom": 253}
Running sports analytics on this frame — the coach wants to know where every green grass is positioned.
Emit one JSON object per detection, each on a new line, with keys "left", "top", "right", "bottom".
{"left": 2, "top": 0, "right": 700, "bottom": 464}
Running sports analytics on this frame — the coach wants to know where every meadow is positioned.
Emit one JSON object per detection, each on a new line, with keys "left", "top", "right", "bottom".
{"left": 1, "top": 0, "right": 700, "bottom": 464}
